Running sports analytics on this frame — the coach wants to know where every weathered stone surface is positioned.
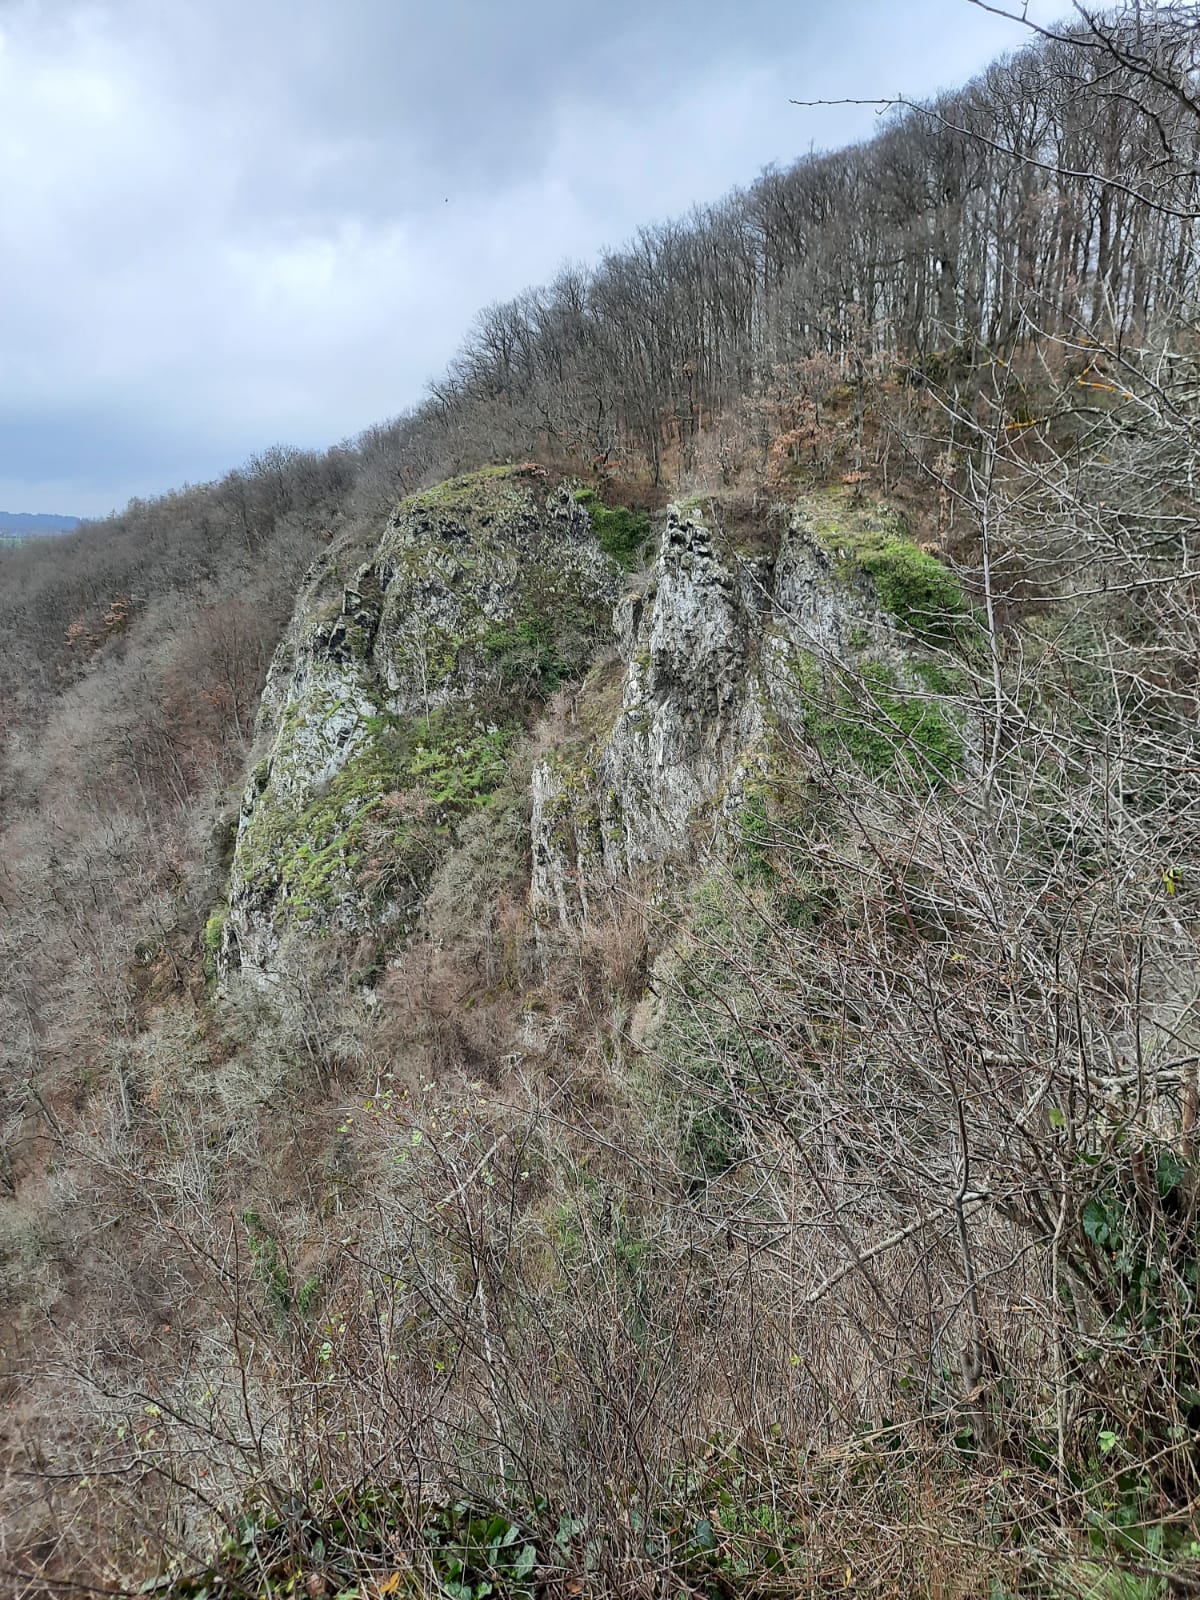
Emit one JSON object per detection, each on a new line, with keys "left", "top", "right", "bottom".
{"left": 529, "top": 491, "right": 967, "bottom": 928}
{"left": 224, "top": 472, "right": 968, "bottom": 975}
{"left": 596, "top": 505, "right": 763, "bottom": 870}
{"left": 223, "top": 468, "right": 618, "bottom": 986}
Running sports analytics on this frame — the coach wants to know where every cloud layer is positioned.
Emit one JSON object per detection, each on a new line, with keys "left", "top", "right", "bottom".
{"left": 0, "top": 0, "right": 1050, "bottom": 515}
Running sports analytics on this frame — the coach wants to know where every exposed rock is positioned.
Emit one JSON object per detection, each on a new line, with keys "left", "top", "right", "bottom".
{"left": 223, "top": 470, "right": 970, "bottom": 978}
{"left": 223, "top": 468, "right": 617, "bottom": 986}
{"left": 597, "top": 505, "right": 765, "bottom": 870}
{"left": 530, "top": 491, "right": 969, "bottom": 928}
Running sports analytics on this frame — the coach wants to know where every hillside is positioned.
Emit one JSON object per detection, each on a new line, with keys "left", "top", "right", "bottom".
{"left": 2, "top": 6, "right": 1200, "bottom": 1597}
{"left": 0, "top": 512, "right": 80, "bottom": 535}
{"left": 0, "top": 512, "right": 80, "bottom": 549}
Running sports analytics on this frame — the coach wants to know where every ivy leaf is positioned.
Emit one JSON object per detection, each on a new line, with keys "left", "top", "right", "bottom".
{"left": 1157, "top": 1147, "right": 1186, "bottom": 1197}
{"left": 1082, "top": 1199, "right": 1112, "bottom": 1248}
{"left": 690, "top": 1518, "right": 718, "bottom": 1552}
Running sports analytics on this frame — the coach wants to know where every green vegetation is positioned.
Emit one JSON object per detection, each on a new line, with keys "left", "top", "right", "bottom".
{"left": 401, "top": 464, "right": 532, "bottom": 517}
{"left": 479, "top": 614, "right": 572, "bottom": 696}
{"left": 911, "top": 657, "right": 970, "bottom": 696}
{"left": 202, "top": 908, "right": 228, "bottom": 980}
{"left": 241, "top": 1211, "right": 291, "bottom": 1317}
{"left": 738, "top": 786, "right": 833, "bottom": 930}
{"left": 657, "top": 879, "right": 775, "bottom": 1183}
{"left": 816, "top": 513, "right": 968, "bottom": 648}
{"left": 407, "top": 716, "right": 514, "bottom": 809}
{"left": 240, "top": 705, "right": 515, "bottom": 931}
{"left": 573, "top": 487, "right": 652, "bottom": 569}
{"left": 737, "top": 787, "right": 774, "bottom": 884}
{"left": 795, "top": 653, "right": 963, "bottom": 782}
{"left": 1076, "top": 1139, "right": 1199, "bottom": 1367}
{"left": 157, "top": 1480, "right": 839, "bottom": 1600}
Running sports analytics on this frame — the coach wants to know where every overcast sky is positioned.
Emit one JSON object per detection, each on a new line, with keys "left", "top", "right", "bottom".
{"left": 0, "top": 0, "right": 1059, "bottom": 518}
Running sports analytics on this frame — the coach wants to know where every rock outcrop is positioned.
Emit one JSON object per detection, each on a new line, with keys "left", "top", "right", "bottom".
{"left": 530, "top": 491, "right": 968, "bottom": 929}
{"left": 223, "top": 472, "right": 968, "bottom": 981}
{"left": 223, "top": 467, "right": 617, "bottom": 984}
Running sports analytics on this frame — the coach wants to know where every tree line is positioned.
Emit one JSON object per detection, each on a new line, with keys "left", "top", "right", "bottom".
{"left": 5, "top": 3, "right": 1197, "bottom": 709}
{"left": 417, "top": 4, "right": 1200, "bottom": 476}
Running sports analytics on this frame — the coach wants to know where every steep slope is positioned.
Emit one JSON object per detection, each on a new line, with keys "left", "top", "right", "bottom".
{"left": 10, "top": 461, "right": 1199, "bottom": 1600}
{"left": 531, "top": 492, "right": 969, "bottom": 928}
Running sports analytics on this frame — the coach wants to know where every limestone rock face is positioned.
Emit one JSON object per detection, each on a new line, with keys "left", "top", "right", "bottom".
{"left": 223, "top": 468, "right": 617, "bottom": 985}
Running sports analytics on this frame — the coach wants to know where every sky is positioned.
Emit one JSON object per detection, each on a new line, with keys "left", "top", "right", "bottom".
{"left": 0, "top": 0, "right": 1061, "bottom": 518}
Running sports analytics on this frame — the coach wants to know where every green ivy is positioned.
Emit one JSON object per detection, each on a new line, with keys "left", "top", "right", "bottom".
{"left": 1078, "top": 1144, "right": 1197, "bottom": 1339}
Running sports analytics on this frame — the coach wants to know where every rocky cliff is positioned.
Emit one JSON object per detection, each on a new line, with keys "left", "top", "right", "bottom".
{"left": 222, "top": 469, "right": 968, "bottom": 985}
{"left": 530, "top": 491, "right": 968, "bottom": 930}
{"left": 221, "top": 466, "right": 618, "bottom": 983}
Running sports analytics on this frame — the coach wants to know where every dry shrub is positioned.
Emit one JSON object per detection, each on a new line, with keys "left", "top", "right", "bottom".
{"left": 574, "top": 898, "right": 649, "bottom": 1006}
{"left": 381, "top": 940, "right": 516, "bottom": 1085}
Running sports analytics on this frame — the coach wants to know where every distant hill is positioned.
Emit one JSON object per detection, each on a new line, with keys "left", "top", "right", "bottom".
{"left": 0, "top": 510, "right": 80, "bottom": 541}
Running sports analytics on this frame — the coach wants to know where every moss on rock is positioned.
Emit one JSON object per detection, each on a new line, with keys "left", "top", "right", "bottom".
{"left": 814, "top": 511, "right": 967, "bottom": 648}
{"left": 226, "top": 466, "right": 619, "bottom": 980}
{"left": 238, "top": 709, "right": 516, "bottom": 935}
{"left": 372, "top": 469, "right": 619, "bottom": 710}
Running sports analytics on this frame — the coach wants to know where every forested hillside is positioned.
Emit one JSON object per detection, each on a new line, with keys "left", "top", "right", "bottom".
{"left": 2, "top": 5, "right": 1200, "bottom": 1596}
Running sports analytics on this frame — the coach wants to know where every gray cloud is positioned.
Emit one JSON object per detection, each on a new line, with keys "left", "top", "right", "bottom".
{"left": 0, "top": 0, "right": 1057, "bottom": 515}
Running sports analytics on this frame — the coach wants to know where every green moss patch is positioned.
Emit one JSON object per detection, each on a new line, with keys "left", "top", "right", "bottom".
{"left": 400, "top": 464, "right": 531, "bottom": 517}
{"left": 816, "top": 514, "right": 967, "bottom": 648}
{"left": 574, "top": 488, "right": 652, "bottom": 570}
{"left": 240, "top": 708, "right": 516, "bottom": 932}
{"left": 202, "top": 908, "right": 228, "bottom": 981}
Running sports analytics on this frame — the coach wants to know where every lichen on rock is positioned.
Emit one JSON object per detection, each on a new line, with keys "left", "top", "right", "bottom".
{"left": 224, "top": 469, "right": 971, "bottom": 979}
{"left": 223, "top": 467, "right": 618, "bottom": 985}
